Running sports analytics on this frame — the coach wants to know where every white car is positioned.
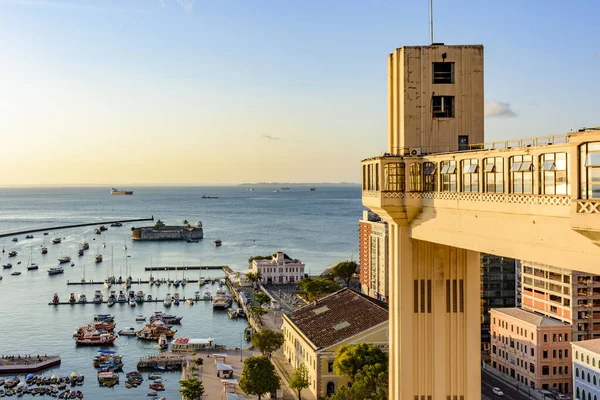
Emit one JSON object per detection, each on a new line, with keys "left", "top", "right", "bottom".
{"left": 493, "top": 387, "right": 504, "bottom": 396}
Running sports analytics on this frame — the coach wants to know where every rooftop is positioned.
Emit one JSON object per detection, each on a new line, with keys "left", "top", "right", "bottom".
{"left": 572, "top": 338, "right": 600, "bottom": 355}
{"left": 287, "top": 288, "right": 388, "bottom": 348}
{"left": 493, "top": 308, "right": 568, "bottom": 327}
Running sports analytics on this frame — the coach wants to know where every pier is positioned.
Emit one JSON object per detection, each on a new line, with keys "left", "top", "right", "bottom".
{"left": 137, "top": 353, "right": 187, "bottom": 371}
{"left": 0, "top": 217, "right": 154, "bottom": 238}
{"left": 48, "top": 298, "right": 212, "bottom": 306}
{"left": 144, "top": 265, "right": 226, "bottom": 271}
{"left": 66, "top": 278, "right": 223, "bottom": 285}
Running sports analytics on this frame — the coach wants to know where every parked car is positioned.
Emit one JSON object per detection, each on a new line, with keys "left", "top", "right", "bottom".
{"left": 492, "top": 387, "right": 504, "bottom": 396}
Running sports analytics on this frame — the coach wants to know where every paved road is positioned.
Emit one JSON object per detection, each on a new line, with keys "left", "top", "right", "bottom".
{"left": 482, "top": 369, "right": 535, "bottom": 400}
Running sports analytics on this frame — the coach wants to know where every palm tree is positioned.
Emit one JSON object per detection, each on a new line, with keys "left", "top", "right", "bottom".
{"left": 183, "top": 219, "right": 189, "bottom": 226}
{"left": 179, "top": 378, "right": 205, "bottom": 400}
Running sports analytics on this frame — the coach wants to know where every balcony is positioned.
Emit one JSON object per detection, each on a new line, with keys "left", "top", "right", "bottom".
{"left": 361, "top": 130, "right": 600, "bottom": 273}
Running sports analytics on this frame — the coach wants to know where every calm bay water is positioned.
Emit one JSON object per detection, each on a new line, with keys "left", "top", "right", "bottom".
{"left": 0, "top": 185, "right": 362, "bottom": 399}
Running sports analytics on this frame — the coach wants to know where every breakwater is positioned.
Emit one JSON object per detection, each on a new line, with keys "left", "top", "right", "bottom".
{"left": 0, "top": 217, "right": 154, "bottom": 238}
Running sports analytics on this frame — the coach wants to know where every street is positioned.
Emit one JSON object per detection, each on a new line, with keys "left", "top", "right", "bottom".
{"left": 482, "top": 369, "right": 535, "bottom": 400}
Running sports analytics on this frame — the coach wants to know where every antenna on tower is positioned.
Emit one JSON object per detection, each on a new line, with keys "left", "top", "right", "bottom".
{"left": 429, "top": 0, "right": 434, "bottom": 44}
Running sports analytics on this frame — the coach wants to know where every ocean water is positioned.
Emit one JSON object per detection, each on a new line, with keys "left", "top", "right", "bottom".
{"left": 0, "top": 185, "right": 362, "bottom": 399}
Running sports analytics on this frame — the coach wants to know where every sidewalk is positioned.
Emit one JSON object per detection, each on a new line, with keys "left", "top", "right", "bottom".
{"left": 271, "top": 349, "right": 316, "bottom": 400}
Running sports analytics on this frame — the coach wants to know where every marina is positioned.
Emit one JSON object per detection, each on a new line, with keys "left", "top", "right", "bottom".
{"left": 144, "top": 265, "right": 225, "bottom": 271}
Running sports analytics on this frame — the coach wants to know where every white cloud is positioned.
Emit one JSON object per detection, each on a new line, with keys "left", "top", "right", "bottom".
{"left": 261, "top": 135, "right": 281, "bottom": 141}
{"left": 485, "top": 101, "right": 516, "bottom": 118}
{"left": 176, "top": 0, "right": 194, "bottom": 11}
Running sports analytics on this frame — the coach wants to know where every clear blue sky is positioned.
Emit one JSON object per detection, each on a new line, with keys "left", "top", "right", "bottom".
{"left": 0, "top": 0, "right": 598, "bottom": 185}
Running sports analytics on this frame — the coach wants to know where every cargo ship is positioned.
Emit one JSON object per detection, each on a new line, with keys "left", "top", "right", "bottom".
{"left": 111, "top": 188, "right": 133, "bottom": 195}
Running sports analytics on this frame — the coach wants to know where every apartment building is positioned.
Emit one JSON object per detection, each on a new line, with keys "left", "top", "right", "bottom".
{"left": 521, "top": 261, "right": 600, "bottom": 341}
{"left": 490, "top": 308, "right": 572, "bottom": 394}
{"left": 358, "top": 210, "right": 389, "bottom": 302}
{"left": 481, "top": 254, "right": 517, "bottom": 358}
{"left": 571, "top": 339, "right": 600, "bottom": 400}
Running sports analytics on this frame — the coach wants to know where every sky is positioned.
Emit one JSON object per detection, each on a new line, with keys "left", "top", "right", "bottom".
{"left": 0, "top": 0, "right": 598, "bottom": 186}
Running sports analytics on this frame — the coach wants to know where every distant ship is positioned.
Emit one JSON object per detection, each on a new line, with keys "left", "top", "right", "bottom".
{"left": 111, "top": 188, "right": 133, "bottom": 195}
{"left": 201, "top": 195, "right": 218, "bottom": 199}
{"left": 309, "top": 188, "right": 316, "bottom": 191}
{"left": 280, "top": 187, "right": 290, "bottom": 190}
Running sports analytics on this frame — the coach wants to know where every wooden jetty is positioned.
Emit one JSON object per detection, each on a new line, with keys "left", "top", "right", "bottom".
{"left": 48, "top": 298, "right": 212, "bottom": 306}
{"left": 144, "top": 265, "right": 226, "bottom": 271}
{"left": 0, "top": 217, "right": 154, "bottom": 239}
{"left": 137, "top": 353, "right": 187, "bottom": 371}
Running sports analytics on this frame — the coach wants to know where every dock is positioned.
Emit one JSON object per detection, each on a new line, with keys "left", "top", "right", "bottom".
{"left": 144, "top": 265, "right": 226, "bottom": 271}
{"left": 0, "top": 355, "right": 61, "bottom": 374}
{"left": 48, "top": 298, "right": 213, "bottom": 306}
{"left": 0, "top": 217, "right": 154, "bottom": 239}
{"left": 137, "top": 353, "right": 187, "bottom": 371}
{"left": 66, "top": 277, "right": 224, "bottom": 285}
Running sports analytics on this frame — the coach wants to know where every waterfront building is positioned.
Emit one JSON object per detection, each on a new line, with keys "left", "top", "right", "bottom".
{"left": 481, "top": 254, "right": 517, "bottom": 360}
{"left": 281, "top": 288, "right": 388, "bottom": 398}
{"left": 360, "top": 41, "right": 600, "bottom": 399}
{"left": 251, "top": 252, "right": 304, "bottom": 285}
{"left": 571, "top": 339, "right": 600, "bottom": 400}
{"left": 131, "top": 221, "right": 203, "bottom": 241}
{"left": 490, "top": 308, "right": 572, "bottom": 393}
{"left": 521, "top": 261, "right": 600, "bottom": 341}
{"left": 359, "top": 210, "right": 389, "bottom": 302}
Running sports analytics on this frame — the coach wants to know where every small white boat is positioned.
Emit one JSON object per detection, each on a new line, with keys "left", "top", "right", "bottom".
{"left": 78, "top": 294, "right": 87, "bottom": 303}
{"left": 80, "top": 242, "right": 89, "bottom": 250}
{"left": 10, "top": 271, "right": 21, "bottom": 276}
{"left": 92, "top": 290, "right": 103, "bottom": 303}
{"left": 197, "top": 277, "right": 206, "bottom": 286}
{"left": 163, "top": 294, "right": 172, "bottom": 307}
{"left": 40, "top": 247, "right": 48, "bottom": 254}
{"left": 129, "top": 298, "right": 136, "bottom": 307}
{"left": 52, "top": 238, "right": 62, "bottom": 244}
{"left": 94, "top": 254, "right": 103, "bottom": 263}
{"left": 48, "top": 266, "right": 64, "bottom": 275}
{"left": 117, "top": 291, "right": 127, "bottom": 303}
{"left": 135, "top": 315, "right": 146, "bottom": 322}
{"left": 135, "top": 290, "right": 145, "bottom": 303}
{"left": 203, "top": 288, "right": 212, "bottom": 300}
{"left": 58, "top": 256, "right": 71, "bottom": 264}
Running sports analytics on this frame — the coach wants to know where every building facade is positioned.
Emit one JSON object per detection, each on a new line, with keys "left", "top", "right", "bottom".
{"left": 490, "top": 308, "right": 572, "bottom": 394}
{"left": 521, "top": 261, "right": 600, "bottom": 341}
{"left": 251, "top": 252, "right": 304, "bottom": 285}
{"left": 359, "top": 210, "right": 389, "bottom": 302}
{"left": 281, "top": 288, "right": 388, "bottom": 399}
{"left": 571, "top": 339, "right": 600, "bottom": 400}
{"left": 481, "top": 254, "right": 517, "bottom": 358}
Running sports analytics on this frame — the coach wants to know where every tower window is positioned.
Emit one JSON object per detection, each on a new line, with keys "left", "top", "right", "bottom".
{"left": 433, "top": 62, "right": 454, "bottom": 84}
{"left": 432, "top": 96, "right": 455, "bottom": 118}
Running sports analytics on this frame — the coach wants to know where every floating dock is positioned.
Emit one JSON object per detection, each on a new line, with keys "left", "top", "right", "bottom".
{"left": 0, "top": 355, "right": 61, "bottom": 374}
{"left": 144, "top": 265, "right": 226, "bottom": 271}
{"left": 66, "top": 277, "right": 225, "bottom": 285}
{"left": 0, "top": 217, "right": 154, "bottom": 238}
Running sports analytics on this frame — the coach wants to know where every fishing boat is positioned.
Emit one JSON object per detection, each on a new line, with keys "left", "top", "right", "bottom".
{"left": 136, "top": 321, "right": 176, "bottom": 341}
{"left": 93, "top": 350, "right": 123, "bottom": 371}
{"left": 52, "top": 293, "right": 60, "bottom": 304}
{"left": 227, "top": 308, "right": 239, "bottom": 319}
{"left": 80, "top": 242, "right": 89, "bottom": 250}
{"left": 212, "top": 288, "right": 232, "bottom": 309}
{"left": 163, "top": 294, "right": 172, "bottom": 307}
{"left": 94, "top": 254, "right": 103, "bottom": 263}
{"left": 135, "top": 290, "right": 145, "bottom": 303}
{"left": 97, "top": 371, "right": 119, "bottom": 387}
{"left": 213, "top": 239, "right": 222, "bottom": 247}
{"left": 78, "top": 294, "right": 87, "bottom": 303}
{"left": 117, "top": 291, "right": 127, "bottom": 303}
{"left": 2, "top": 263, "right": 12, "bottom": 269}
{"left": 25, "top": 234, "right": 33, "bottom": 239}
{"left": 107, "top": 292, "right": 116, "bottom": 307}
{"left": 94, "top": 314, "right": 114, "bottom": 322}
{"left": 77, "top": 332, "right": 116, "bottom": 346}
{"left": 48, "top": 266, "right": 64, "bottom": 275}
{"left": 157, "top": 335, "right": 168, "bottom": 350}
{"left": 309, "top": 187, "right": 316, "bottom": 191}
{"left": 77, "top": 249, "right": 84, "bottom": 256}
{"left": 149, "top": 311, "right": 182, "bottom": 325}
{"left": 203, "top": 288, "right": 212, "bottom": 300}
{"left": 40, "top": 246, "right": 48, "bottom": 254}
{"left": 94, "top": 229, "right": 101, "bottom": 235}
{"left": 58, "top": 256, "right": 71, "bottom": 264}
{"left": 68, "top": 293, "right": 76, "bottom": 303}
{"left": 99, "top": 226, "right": 108, "bottom": 231}
{"left": 12, "top": 237, "right": 18, "bottom": 242}
{"left": 8, "top": 251, "right": 17, "bottom": 257}
{"left": 27, "top": 263, "right": 39, "bottom": 270}
{"left": 52, "top": 238, "right": 62, "bottom": 244}
{"left": 135, "top": 315, "right": 146, "bottom": 322}
{"left": 10, "top": 271, "right": 21, "bottom": 276}
{"left": 110, "top": 222, "right": 123, "bottom": 227}
{"left": 92, "top": 290, "right": 103, "bottom": 303}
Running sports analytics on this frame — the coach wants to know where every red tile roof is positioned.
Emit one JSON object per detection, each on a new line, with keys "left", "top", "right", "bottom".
{"left": 287, "top": 288, "right": 388, "bottom": 348}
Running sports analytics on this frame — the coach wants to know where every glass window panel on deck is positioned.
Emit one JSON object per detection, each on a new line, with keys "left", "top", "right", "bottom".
{"left": 586, "top": 152, "right": 600, "bottom": 167}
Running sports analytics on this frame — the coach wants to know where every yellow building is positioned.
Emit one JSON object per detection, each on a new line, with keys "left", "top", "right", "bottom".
{"left": 281, "top": 288, "right": 388, "bottom": 399}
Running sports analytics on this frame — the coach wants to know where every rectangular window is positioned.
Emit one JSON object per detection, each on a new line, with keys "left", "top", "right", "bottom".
{"left": 580, "top": 142, "right": 600, "bottom": 199}
{"left": 423, "top": 162, "right": 437, "bottom": 192}
{"left": 510, "top": 155, "right": 534, "bottom": 194}
{"left": 409, "top": 163, "right": 423, "bottom": 192}
{"left": 432, "top": 62, "right": 454, "bottom": 84}
{"left": 461, "top": 159, "right": 479, "bottom": 192}
{"left": 432, "top": 96, "right": 455, "bottom": 118}
{"left": 484, "top": 157, "right": 504, "bottom": 193}
{"left": 542, "top": 366, "right": 550, "bottom": 376}
{"left": 383, "top": 163, "right": 405, "bottom": 191}
{"left": 458, "top": 135, "right": 469, "bottom": 151}
{"left": 441, "top": 161, "right": 457, "bottom": 192}
{"left": 541, "top": 153, "right": 569, "bottom": 195}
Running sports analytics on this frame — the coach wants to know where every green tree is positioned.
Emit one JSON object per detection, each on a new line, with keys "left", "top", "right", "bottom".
{"left": 297, "top": 277, "right": 341, "bottom": 301}
{"left": 178, "top": 378, "right": 205, "bottom": 400}
{"left": 246, "top": 271, "right": 262, "bottom": 286}
{"left": 331, "top": 261, "right": 358, "bottom": 287}
{"left": 250, "top": 329, "right": 284, "bottom": 359}
{"left": 328, "top": 381, "right": 371, "bottom": 400}
{"left": 289, "top": 364, "right": 310, "bottom": 400}
{"left": 249, "top": 305, "right": 268, "bottom": 323}
{"left": 253, "top": 291, "right": 271, "bottom": 306}
{"left": 239, "top": 356, "right": 280, "bottom": 400}
{"left": 333, "top": 343, "right": 387, "bottom": 380}
{"left": 154, "top": 219, "right": 165, "bottom": 229}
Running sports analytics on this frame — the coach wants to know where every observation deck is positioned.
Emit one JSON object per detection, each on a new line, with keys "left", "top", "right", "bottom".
{"left": 361, "top": 129, "right": 600, "bottom": 273}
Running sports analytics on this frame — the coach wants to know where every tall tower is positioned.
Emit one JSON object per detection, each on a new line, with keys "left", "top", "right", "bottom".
{"left": 388, "top": 44, "right": 484, "bottom": 155}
